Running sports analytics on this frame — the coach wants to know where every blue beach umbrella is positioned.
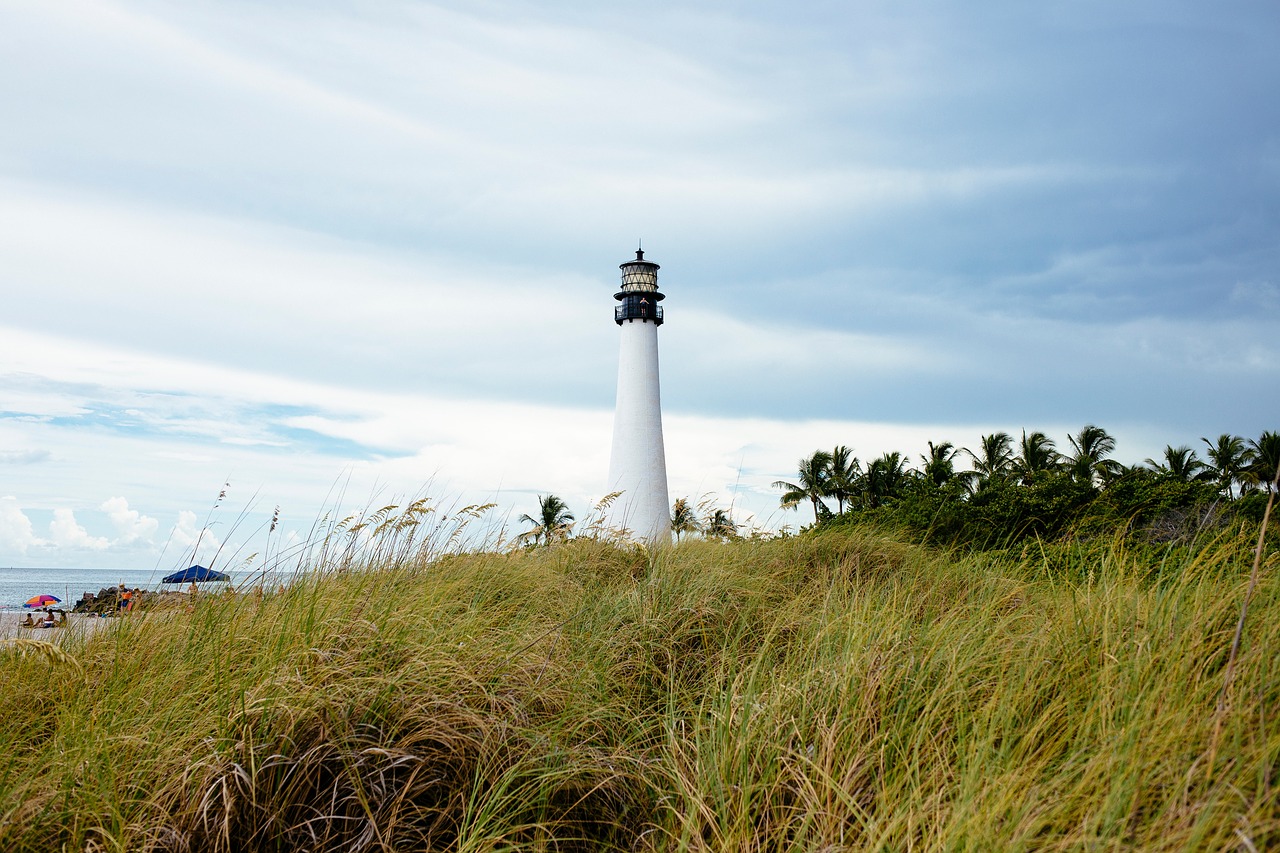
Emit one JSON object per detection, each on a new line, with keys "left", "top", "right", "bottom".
{"left": 161, "top": 565, "right": 230, "bottom": 584}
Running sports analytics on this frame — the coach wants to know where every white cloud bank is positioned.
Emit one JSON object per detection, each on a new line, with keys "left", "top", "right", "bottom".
{"left": 0, "top": 498, "right": 43, "bottom": 557}
{"left": 101, "top": 496, "right": 159, "bottom": 545}
{"left": 0, "top": 496, "right": 165, "bottom": 564}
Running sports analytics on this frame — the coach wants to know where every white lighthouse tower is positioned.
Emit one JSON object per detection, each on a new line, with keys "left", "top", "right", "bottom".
{"left": 606, "top": 247, "right": 671, "bottom": 544}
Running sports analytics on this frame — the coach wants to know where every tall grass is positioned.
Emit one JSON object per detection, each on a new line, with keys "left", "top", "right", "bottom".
{"left": 1, "top": 515, "right": 1276, "bottom": 851}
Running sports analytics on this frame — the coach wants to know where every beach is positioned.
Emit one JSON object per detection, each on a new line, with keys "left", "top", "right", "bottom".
{"left": 1, "top": 611, "right": 140, "bottom": 643}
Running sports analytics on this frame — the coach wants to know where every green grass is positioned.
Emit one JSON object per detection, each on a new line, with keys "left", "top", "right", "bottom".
{"left": 1, "top": 523, "right": 1277, "bottom": 851}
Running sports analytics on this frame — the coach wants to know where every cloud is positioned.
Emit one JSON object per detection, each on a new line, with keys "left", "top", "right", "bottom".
{"left": 0, "top": 498, "right": 45, "bottom": 555}
{"left": 49, "top": 508, "right": 109, "bottom": 550}
{"left": 2, "top": 0, "right": 1277, "bottom": 568}
{"left": 1230, "top": 280, "right": 1280, "bottom": 313}
{"left": 0, "top": 450, "right": 51, "bottom": 465}
{"left": 166, "top": 509, "right": 222, "bottom": 565}
{"left": 101, "top": 496, "right": 159, "bottom": 545}
{"left": 0, "top": 182, "right": 617, "bottom": 409}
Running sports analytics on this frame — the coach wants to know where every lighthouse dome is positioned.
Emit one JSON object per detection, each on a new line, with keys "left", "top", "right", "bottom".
{"left": 618, "top": 248, "right": 662, "bottom": 294}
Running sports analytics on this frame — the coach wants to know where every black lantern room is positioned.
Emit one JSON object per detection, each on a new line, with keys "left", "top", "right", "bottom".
{"left": 614, "top": 248, "right": 665, "bottom": 326}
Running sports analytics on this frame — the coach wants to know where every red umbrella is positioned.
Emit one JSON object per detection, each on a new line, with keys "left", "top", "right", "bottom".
{"left": 23, "top": 594, "right": 61, "bottom": 608}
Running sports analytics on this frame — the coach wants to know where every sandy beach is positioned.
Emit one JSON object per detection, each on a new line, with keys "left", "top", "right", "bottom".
{"left": 0, "top": 589, "right": 197, "bottom": 643}
{"left": 0, "top": 612, "right": 126, "bottom": 643}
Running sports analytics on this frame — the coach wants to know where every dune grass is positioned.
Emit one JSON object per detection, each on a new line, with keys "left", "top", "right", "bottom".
{"left": 1, "top": 522, "right": 1276, "bottom": 851}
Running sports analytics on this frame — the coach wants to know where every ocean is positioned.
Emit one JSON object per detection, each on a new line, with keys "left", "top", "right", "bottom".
{"left": 0, "top": 566, "right": 267, "bottom": 611}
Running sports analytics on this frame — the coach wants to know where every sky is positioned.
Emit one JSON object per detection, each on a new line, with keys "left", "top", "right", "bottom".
{"left": 1, "top": 0, "right": 1277, "bottom": 569}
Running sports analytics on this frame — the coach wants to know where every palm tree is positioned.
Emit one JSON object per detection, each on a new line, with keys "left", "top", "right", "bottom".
{"left": 518, "top": 494, "right": 574, "bottom": 546}
{"left": 1013, "top": 430, "right": 1060, "bottom": 484}
{"left": 1067, "top": 424, "right": 1121, "bottom": 487}
{"left": 865, "top": 451, "right": 910, "bottom": 508}
{"left": 671, "top": 498, "right": 700, "bottom": 542}
{"left": 920, "top": 440, "right": 958, "bottom": 488}
{"left": 1200, "top": 434, "right": 1254, "bottom": 497}
{"left": 826, "top": 445, "right": 861, "bottom": 514}
{"left": 704, "top": 508, "right": 738, "bottom": 541}
{"left": 1144, "top": 446, "right": 1210, "bottom": 483}
{"left": 773, "top": 450, "right": 833, "bottom": 524}
{"left": 1249, "top": 430, "right": 1280, "bottom": 492}
{"left": 963, "top": 432, "right": 1014, "bottom": 491}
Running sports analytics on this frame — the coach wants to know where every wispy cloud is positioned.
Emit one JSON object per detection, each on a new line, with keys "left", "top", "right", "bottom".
{"left": 0, "top": 450, "right": 52, "bottom": 465}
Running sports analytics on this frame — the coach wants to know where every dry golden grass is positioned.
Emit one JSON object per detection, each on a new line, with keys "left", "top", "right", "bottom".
{"left": 0, "top": 514, "right": 1276, "bottom": 851}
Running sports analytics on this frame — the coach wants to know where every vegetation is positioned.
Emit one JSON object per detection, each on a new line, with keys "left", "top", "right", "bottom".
{"left": 1, "top": 490, "right": 1277, "bottom": 851}
{"left": 772, "top": 450, "right": 834, "bottom": 524}
{"left": 703, "top": 508, "right": 738, "bottom": 542}
{"left": 670, "top": 498, "right": 700, "bottom": 542}
{"left": 775, "top": 426, "right": 1279, "bottom": 550}
{"left": 518, "top": 494, "right": 576, "bottom": 547}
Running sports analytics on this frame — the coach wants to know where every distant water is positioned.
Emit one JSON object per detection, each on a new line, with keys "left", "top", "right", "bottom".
{"left": 0, "top": 567, "right": 271, "bottom": 611}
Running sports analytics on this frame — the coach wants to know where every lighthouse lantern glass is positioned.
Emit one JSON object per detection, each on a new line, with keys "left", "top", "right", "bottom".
{"left": 620, "top": 264, "right": 658, "bottom": 292}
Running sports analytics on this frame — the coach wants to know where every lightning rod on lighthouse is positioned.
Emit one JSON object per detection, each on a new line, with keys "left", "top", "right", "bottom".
{"left": 606, "top": 247, "right": 671, "bottom": 544}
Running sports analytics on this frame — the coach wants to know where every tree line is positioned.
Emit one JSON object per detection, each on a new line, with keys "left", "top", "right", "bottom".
{"left": 518, "top": 493, "right": 741, "bottom": 547}
{"left": 774, "top": 427, "right": 1280, "bottom": 548}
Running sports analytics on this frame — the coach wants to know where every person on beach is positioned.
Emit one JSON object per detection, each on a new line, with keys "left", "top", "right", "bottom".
{"left": 39, "top": 609, "right": 55, "bottom": 628}
{"left": 20, "top": 613, "right": 35, "bottom": 628}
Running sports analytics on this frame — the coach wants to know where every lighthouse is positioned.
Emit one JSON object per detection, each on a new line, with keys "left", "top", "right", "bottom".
{"left": 606, "top": 248, "right": 671, "bottom": 544}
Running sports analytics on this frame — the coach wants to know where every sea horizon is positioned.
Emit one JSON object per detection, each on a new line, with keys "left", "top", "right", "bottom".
{"left": 0, "top": 565, "right": 268, "bottom": 611}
